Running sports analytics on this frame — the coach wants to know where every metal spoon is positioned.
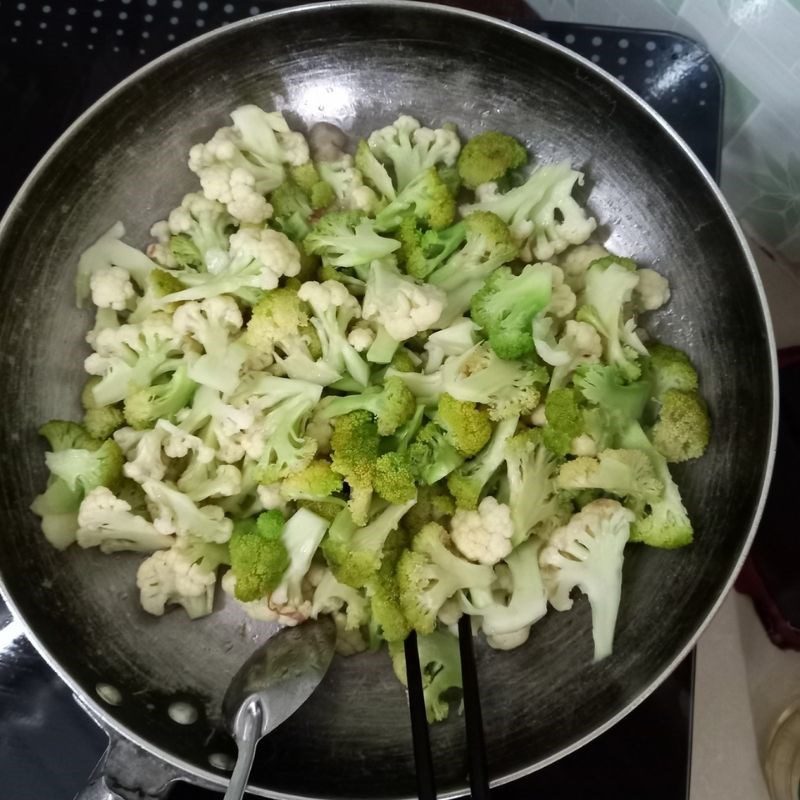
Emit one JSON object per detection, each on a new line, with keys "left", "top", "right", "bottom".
{"left": 221, "top": 616, "right": 337, "bottom": 800}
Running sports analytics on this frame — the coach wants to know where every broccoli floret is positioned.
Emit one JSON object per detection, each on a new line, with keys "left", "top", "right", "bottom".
{"left": 43, "top": 437, "right": 123, "bottom": 496}
{"left": 505, "top": 428, "right": 566, "bottom": 545}
{"left": 122, "top": 366, "right": 198, "bottom": 430}
{"left": 471, "top": 263, "right": 553, "bottom": 359}
{"left": 165, "top": 192, "right": 235, "bottom": 271}
{"left": 81, "top": 380, "right": 126, "bottom": 439}
{"left": 84, "top": 405, "right": 126, "bottom": 440}
{"left": 574, "top": 363, "right": 651, "bottom": 442}
{"left": 169, "top": 234, "right": 203, "bottom": 269}
{"left": 320, "top": 377, "right": 416, "bottom": 436}
{"left": 402, "top": 483, "right": 455, "bottom": 533}
{"left": 323, "top": 498, "right": 416, "bottom": 588}
{"left": 457, "top": 131, "right": 527, "bottom": 190}
{"left": 450, "top": 345, "right": 547, "bottom": 421}
{"left": 246, "top": 288, "right": 339, "bottom": 385}
{"left": 127, "top": 268, "right": 187, "bottom": 324}
{"left": 254, "top": 388, "right": 322, "bottom": 484}
{"left": 38, "top": 420, "right": 101, "bottom": 453}
{"left": 311, "top": 568, "right": 370, "bottom": 632}
{"left": 228, "top": 510, "right": 290, "bottom": 602}
{"left": 556, "top": 449, "right": 664, "bottom": 513}
{"left": 428, "top": 211, "right": 518, "bottom": 325}
{"left": 298, "top": 280, "right": 370, "bottom": 388}
{"left": 407, "top": 421, "right": 465, "bottom": 485}
{"left": 374, "top": 168, "right": 456, "bottom": 232}
{"left": 374, "top": 452, "right": 417, "bottom": 504}
{"left": 361, "top": 526, "right": 410, "bottom": 643}
{"left": 619, "top": 422, "right": 693, "bottom": 548}
{"left": 290, "top": 162, "right": 327, "bottom": 200}
{"left": 281, "top": 458, "right": 343, "bottom": 500}
{"left": 86, "top": 315, "right": 188, "bottom": 407}
{"left": 447, "top": 415, "right": 518, "bottom": 509}
{"left": 390, "top": 347, "right": 418, "bottom": 373}
{"left": 389, "top": 628, "right": 463, "bottom": 722}
{"left": 542, "top": 387, "right": 586, "bottom": 457}
{"left": 246, "top": 286, "right": 310, "bottom": 347}
{"left": 576, "top": 258, "right": 647, "bottom": 380}
{"left": 397, "top": 522, "right": 494, "bottom": 635}
{"left": 461, "top": 161, "right": 597, "bottom": 262}
{"left": 651, "top": 389, "right": 710, "bottom": 463}
{"left": 398, "top": 217, "right": 467, "bottom": 280}
{"left": 304, "top": 211, "right": 400, "bottom": 267}
{"left": 436, "top": 393, "right": 492, "bottom": 457}
{"left": 270, "top": 180, "right": 315, "bottom": 242}
{"left": 647, "top": 342, "right": 699, "bottom": 400}
{"left": 330, "top": 410, "right": 381, "bottom": 526}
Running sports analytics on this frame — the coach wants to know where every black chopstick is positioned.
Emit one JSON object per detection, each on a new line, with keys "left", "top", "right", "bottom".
{"left": 404, "top": 632, "right": 437, "bottom": 800}
{"left": 458, "top": 615, "right": 491, "bottom": 799}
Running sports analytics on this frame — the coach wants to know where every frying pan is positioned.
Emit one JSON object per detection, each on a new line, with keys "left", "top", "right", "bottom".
{"left": 0, "top": 2, "right": 778, "bottom": 798}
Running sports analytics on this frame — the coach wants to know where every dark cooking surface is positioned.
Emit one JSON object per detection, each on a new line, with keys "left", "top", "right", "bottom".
{"left": 0, "top": 2, "right": 726, "bottom": 798}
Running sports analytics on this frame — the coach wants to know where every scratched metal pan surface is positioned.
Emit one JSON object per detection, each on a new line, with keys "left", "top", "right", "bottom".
{"left": 0, "top": 2, "right": 777, "bottom": 798}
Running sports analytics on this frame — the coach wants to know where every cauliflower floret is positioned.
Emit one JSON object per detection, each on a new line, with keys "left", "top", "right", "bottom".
{"left": 89, "top": 266, "right": 136, "bottom": 311}
{"left": 155, "top": 419, "right": 215, "bottom": 462}
{"left": 77, "top": 486, "right": 173, "bottom": 553}
{"left": 116, "top": 427, "right": 168, "bottom": 483}
{"left": 570, "top": 434, "right": 598, "bottom": 457}
{"left": 362, "top": 260, "right": 445, "bottom": 341}
{"left": 450, "top": 496, "right": 513, "bottom": 566}
{"left": 137, "top": 544, "right": 222, "bottom": 619}
{"left": 147, "top": 220, "right": 177, "bottom": 267}
{"left": 474, "top": 181, "right": 500, "bottom": 203}
{"left": 367, "top": 115, "right": 460, "bottom": 190}
{"left": 142, "top": 479, "right": 233, "bottom": 543}
{"left": 544, "top": 264, "right": 577, "bottom": 318}
{"left": 318, "top": 156, "right": 380, "bottom": 214}
{"left": 188, "top": 106, "right": 309, "bottom": 222}
{"left": 256, "top": 483, "right": 286, "bottom": 511}
{"left": 634, "top": 267, "right": 671, "bottom": 312}
{"left": 529, "top": 403, "right": 547, "bottom": 427}
{"left": 539, "top": 498, "right": 634, "bottom": 661}
{"left": 347, "top": 323, "right": 376, "bottom": 353}
{"left": 306, "top": 403, "right": 334, "bottom": 455}
{"left": 298, "top": 277, "right": 357, "bottom": 312}
{"left": 559, "top": 243, "right": 609, "bottom": 292}
{"left": 229, "top": 227, "right": 301, "bottom": 289}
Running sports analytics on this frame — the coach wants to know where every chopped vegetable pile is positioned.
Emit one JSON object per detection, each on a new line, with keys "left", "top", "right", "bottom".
{"left": 32, "top": 107, "right": 710, "bottom": 722}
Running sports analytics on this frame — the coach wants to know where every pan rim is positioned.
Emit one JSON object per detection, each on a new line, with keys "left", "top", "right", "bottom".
{"left": 0, "top": 1, "right": 779, "bottom": 797}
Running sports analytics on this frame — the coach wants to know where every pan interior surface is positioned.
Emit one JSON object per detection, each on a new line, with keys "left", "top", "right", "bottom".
{"left": 0, "top": 4, "right": 774, "bottom": 798}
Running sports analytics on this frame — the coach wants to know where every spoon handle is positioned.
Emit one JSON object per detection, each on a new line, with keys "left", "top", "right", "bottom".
{"left": 224, "top": 700, "right": 264, "bottom": 800}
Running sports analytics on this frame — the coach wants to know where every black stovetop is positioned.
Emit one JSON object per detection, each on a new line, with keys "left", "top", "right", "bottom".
{"left": 0, "top": 2, "right": 722, "bottom": 797}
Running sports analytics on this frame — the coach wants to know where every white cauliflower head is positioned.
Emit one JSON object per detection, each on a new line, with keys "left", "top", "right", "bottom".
{"left": 76, "top": 486, "right": 173, "bottom": 553}
{"left": 559, "top": 243, "right": 610, "bottom": 292}
{"left": 89, "top": 266, "right": 136, "bottom": 311}
{"left": 362, "top": 260, "right": 445, "bottom": 341}
{"left": 634, "top": 267, "right": 671, "bottom": 312}
{"left": 450, "top": 496, "right": 513, "bottom": 566}
{"left": 137, "top": 541, "right": 225, "bottom": 619}
{"left": 228, "top": 227, "right": 301, "bottom": 289}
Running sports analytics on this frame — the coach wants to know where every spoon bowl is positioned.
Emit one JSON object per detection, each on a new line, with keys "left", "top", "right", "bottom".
{"left": 222, "top": 617, "right": 337, "bottom": 800}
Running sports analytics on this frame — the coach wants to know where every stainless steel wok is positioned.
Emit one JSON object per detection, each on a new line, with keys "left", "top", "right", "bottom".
{"left": 0, "top": 2, "right": 778, "bottom": 798}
